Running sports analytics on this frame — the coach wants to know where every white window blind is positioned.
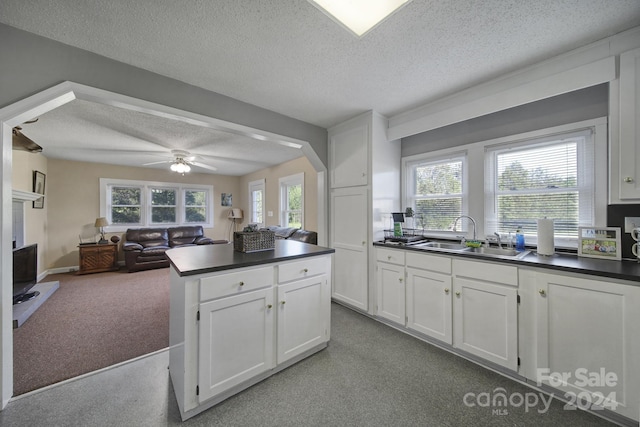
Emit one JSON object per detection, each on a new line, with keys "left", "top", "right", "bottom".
{"left": 406, "top": 154, "right": 466, "bottom": 232}
{"left": 485, "top": 129, "right": 594, "bottom": 245}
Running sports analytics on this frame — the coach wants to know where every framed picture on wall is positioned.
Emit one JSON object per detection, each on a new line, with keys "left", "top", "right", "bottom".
{"left": 32, "top": 170, "right": 45, "bottom": 209}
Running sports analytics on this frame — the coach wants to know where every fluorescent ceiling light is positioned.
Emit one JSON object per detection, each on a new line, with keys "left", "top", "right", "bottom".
{"left": 309, "top": 0, "right": 412, "bottom": 37}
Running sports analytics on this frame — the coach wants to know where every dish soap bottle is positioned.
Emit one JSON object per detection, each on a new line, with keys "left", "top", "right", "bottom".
{"left": 515, "top": 228, "right": 525, "bottom": 251}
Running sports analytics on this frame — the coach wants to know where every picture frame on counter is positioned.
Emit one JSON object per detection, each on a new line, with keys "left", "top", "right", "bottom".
{"left": 577, "top": 226, "right": 621, "bottom": 260}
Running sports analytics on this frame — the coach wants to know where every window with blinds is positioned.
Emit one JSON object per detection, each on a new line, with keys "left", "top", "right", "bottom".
{"left": 406, "top": 155, "right": 466, "bottom": 232}
{"left": 485, "top": 129, "right": 594, "bottom": 244}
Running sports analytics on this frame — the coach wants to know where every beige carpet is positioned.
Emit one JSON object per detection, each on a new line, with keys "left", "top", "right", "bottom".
{"left": 12, "top": 267, "right": 169, "bottom": 396}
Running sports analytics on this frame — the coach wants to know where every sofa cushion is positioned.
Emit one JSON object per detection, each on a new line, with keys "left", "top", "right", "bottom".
{"left": 168, "top": 226, "right": 205, "bottom": 247}
{"left": 264, "top": 226, "right": 298, "bottom": 239}
{"left": 290, "top": 229, "right": 318, "bottom": 244}
{"left": 125, "top": 228, "right": 169, "bottom": 248}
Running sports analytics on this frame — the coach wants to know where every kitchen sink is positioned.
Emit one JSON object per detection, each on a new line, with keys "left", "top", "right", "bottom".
{"left": 412, "top": 241, "right": 468, "bottom": 251}
{"left": 466, "top": 246, "right": 531, "bottom": 259}
{"left": 410, "top": 241, "right": 531, "bottom": 260}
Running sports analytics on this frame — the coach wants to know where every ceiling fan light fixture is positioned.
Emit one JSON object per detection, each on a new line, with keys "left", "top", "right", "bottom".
{"left": 170, "top": 158, "right": 191, "bottom": 174}
{"left": 309, "top": 0, "right": 412, "bottom": 37}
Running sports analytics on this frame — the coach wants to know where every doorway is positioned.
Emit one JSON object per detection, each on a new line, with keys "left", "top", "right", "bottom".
{"left": 0, "top": 81, "right": 326, "bottom": 407}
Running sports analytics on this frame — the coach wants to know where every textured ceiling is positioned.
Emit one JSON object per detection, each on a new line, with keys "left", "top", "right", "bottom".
{"left": 2, "top": 0, "right": 640, "bottom": 173}
{"left": 17, "top": 100, "right": 304, "bottom": 176}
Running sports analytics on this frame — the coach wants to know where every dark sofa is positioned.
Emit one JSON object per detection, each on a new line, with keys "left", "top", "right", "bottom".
{"left": 123, "top": 226, "right": 227, "bottom": 272}
{"left": 261, "top": 226, "right": 318, "bottom": 244}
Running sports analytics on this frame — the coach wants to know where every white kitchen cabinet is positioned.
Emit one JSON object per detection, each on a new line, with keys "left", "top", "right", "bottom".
{"left": 329, "top": 121, "right": 369, "bottom": 188}
{"left": 277, "top": 274, "right": 329, "bottom": 364}
{"left": 331, "top": 186, "right": 369, "bottom": 310}
{"left": 168, "top": 244, "right": 333, "bottom": 421}
{"left": 452, "top": 259, "right": 519, "bottom": 371}
{"left": 529, "top": 271, "right": 640, "bottom": 421}
{"left": 375, "top": 247, "right": 406, "bottom": 325}
{"left": 611, "top": 47, "right": 640, "bottom": 201}
{"left": 405, "top": 252, "right": 452, "bottom": 344}
{"left": 328, "top": 111, "right": 401, "bottom": 315}
{"left": 198, "top": 288, "right": 274, "bottom": 403}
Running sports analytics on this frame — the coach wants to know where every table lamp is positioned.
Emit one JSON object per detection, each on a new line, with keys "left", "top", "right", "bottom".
{"left": 95, "top": 217, "right": 109, "bottom": 244}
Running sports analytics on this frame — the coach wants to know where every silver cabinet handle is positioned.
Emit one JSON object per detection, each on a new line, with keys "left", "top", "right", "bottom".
{"left": 624, "top": 176, "right": 634, "bottom": 183}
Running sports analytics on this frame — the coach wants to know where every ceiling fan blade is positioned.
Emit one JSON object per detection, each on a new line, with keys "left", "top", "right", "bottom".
{"left": 143, "top": 160, "right": 172, "bottom": 166}
{"left": 12, "top": 128, "right": 42, "bottom": 153}
{"left": 191, "top": 161, "right": 217, "bottom": 171}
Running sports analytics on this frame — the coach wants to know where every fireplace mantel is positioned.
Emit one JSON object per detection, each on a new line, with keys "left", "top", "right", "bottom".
{"left": 12, "top": 189, "right": 41, "bottom": 202}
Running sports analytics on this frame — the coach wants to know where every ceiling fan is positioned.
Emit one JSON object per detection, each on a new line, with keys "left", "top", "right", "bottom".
{"left": 143, "top": 149, "right": 217, "bottom": 174}
{"left": 12, "top": 119, "right": 42, "bottom": 153}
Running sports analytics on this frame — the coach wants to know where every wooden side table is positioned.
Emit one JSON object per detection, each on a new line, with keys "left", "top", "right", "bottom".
{"left": 78, "top": 243, "right": 119, "bottom": 274}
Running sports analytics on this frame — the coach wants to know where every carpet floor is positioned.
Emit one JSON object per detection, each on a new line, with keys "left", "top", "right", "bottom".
{"left": 12, "top": 267, "right": 169, "bottom": 396}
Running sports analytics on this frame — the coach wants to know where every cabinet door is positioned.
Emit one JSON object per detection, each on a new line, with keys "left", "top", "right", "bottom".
{"left": 329, "top": 122, "right": 369, "bottom": 188}
{"left": 534, "top": 273, "right": 640, "bottom": 420}
{"left": 277, "top": 275, "right": 328, "bottom": 364}
{"left": 198, "top": 288, "right": 274, "bottom": 403}
{"left": 453, "top": 277, "right": 518, "bottom": 371}
{"left": 331, "top": 187, "right": 368, "bottom": 311}
{"left": 618, "top": 48, "right": 640, "bottom": 199}
{"left": 406, "top": 267, "right": 452, "bottom": 344}
{"left": 376, "top": 262, "right": 405, "bottom": 325}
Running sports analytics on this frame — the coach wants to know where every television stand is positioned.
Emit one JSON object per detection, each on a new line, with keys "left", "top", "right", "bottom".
{"left": 12, "top": 281, "right": 59, "bottom": 328}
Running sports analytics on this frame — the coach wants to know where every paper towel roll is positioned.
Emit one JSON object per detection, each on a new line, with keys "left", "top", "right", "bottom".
{"left": 537, "top": 218, "right": 554, "bottom": 255}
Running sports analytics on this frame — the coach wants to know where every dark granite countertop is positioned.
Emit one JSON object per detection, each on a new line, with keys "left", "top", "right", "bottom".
{"left": 373, "top": 241, "right": 640, "bottom": 284}
{"left": 167, "top": 239, "right": 335, "bottom": 277}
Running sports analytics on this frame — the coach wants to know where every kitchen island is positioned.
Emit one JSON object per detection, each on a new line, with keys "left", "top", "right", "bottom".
{"left": 166, "top": 240, "right": 334, "bottom": 421}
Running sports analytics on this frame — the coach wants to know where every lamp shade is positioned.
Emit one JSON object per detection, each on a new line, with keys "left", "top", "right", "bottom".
{"left": 228, "top": 208, "right": 243, "bottom": 219}
{"left": 94, "top": 217, "right": 109, "bottom": 228}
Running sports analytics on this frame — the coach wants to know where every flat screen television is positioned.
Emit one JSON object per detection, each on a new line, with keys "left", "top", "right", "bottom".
{"left": 13, "top": 243, "right": 39, "bottom": 305}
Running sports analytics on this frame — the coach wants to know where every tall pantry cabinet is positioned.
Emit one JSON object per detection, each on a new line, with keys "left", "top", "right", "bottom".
{"left": 328, "top": 111, "right": 400, "bottom": 314}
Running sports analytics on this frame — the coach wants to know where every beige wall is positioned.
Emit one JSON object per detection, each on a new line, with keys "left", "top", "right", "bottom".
{"left": 239, "top": 156, "right": 318, "bottom": 232}
{"left": 45, "top": 158, "right": 240, "bottom": 269}
{"left": 12, "top": 151, "right": 49, "bottom": 275}
{"left": 12, "top": 155, "right": 315, "bottom": 271}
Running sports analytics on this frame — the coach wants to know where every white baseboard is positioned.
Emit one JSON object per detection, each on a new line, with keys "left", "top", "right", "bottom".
{"left": 44, "top": 260, "right": 125, "bottom": 278}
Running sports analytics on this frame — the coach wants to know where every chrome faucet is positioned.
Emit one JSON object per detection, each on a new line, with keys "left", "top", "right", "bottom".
{"left": 453, "top": 215, "right": 477, "bottom": 241}
{"left": 494, "top": 232, "right": 502, "bottom": 249}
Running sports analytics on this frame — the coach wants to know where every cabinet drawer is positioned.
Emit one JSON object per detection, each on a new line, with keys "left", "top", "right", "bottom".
{"left": 406, "top": 251, "right": 451, "bottom": 274}
{"left": 278, "top": 256, "right": 328, "bottom": 283}
{"left": 376, "top": 248, "right": 405, "bottom": 265}
{"left": 200, "top": 266, "right": 274, "bottom": 301}
{"left": 453, "top": 259, "right": 518, "bottom": 286}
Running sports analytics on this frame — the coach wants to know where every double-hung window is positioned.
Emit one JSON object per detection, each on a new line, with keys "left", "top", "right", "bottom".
{"left": 109, "top": 185, "right": 143, "bottom": 226}
{"left": 405, "top": 154, "right": 466, "bottom": 232}
{"left": 485, "top": 129, "right": 595, "bottom": 246}
{"left": 279, "top": 173, "right": 304, "bottom": 229}
{"left": 150, "top": 187, "right": 177, "bottom": 224}
{"left": 248, "top": 179, "right": 265, "bottom": 227}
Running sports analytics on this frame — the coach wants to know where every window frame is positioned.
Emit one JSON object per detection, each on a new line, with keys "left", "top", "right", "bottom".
{"left": 149, "top": 186, "right": 178, "bottom": 226}
{"left": 279, "top": 173, "right": 304, "bottom": 229}
{"left": 484, "top": 129, "right": 595, "bottom": 247}
{"left": 100, "top": 178, "right": 214, "bottom": 232}
{"left": 401, "top": 118, "right": 607, "bottom": 247}
{"left": 248, "top": 178, "right": 266, "bottom": 228}
{"left": 403, "top": 152, "right": 468, "bottom": 235}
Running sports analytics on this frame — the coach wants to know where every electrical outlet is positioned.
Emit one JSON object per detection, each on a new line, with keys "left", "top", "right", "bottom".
{"left": 267, "top": 211, "right": 273, "bottom": 217}
{"left": 624, "top": 217, "right": 640, "bottom": 233}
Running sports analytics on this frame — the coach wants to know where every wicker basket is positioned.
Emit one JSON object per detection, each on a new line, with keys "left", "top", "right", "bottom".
{"left": 233, "top": 230, "right": 275, "bottom": 252}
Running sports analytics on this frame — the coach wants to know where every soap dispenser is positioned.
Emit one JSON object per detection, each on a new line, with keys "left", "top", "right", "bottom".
{"left": 515, "top": 228, "right": 525, "bottom": 251}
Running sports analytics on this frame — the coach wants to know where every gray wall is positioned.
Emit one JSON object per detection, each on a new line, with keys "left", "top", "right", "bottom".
{"left": 402, "top": 84, "right": 608, "bottom": 157}
{"left": 0, "top": 24, "right": 328, "bottom": 167}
